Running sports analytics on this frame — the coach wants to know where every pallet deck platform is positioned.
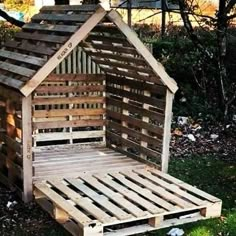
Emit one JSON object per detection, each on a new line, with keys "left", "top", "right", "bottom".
{"left": 34, "top": 162, "right": 222, "bottom": 236}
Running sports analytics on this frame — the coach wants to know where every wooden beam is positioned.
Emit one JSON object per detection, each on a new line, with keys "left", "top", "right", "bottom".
{"left": 22, "top": 95, "right": 33, "bottom": 202}
{"left": 20, "top": 5, "right": 107, "bottom": 97}
{"left": 161, "top": 90, "right": 174, "bottom": 173}
{"left": 107, "top": 10, "right": 178, "bottom": 94}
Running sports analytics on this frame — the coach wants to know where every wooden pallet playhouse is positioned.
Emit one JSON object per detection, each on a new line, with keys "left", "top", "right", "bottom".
{"left": 0, "top": 4, "right": 222, "bottom": 236}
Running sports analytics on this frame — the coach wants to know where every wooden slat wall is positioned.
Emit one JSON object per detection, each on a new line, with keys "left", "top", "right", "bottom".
{"left": 55, "top": 46, "right": 101, "bottom": 75}
{"left": 106, "top": 74, "right": 167, "bottom": 165}
{"left": 32, "top": 74, "right": 106, "bottom": 147}
{"left": 0, "top": 93, "right": 23, "bottom": 192}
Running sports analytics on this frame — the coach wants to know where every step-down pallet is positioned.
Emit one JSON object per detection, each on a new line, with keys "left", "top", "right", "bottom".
{"left": 34, "top": 167, "right": 222, "bottom": 236}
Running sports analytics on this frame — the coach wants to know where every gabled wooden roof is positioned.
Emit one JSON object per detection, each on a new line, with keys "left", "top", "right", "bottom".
{"left": 0, "top": 4, "right": 178, "bottom": 96}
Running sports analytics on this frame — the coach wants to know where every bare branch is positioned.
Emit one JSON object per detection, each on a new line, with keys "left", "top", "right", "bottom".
{"left": 0, "top": 9, "right": 24, "bottom": 27}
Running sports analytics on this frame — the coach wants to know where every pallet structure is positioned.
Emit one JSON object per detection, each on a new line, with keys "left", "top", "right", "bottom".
{"left": 0, "top": 4, "right": 221, "bottom": 236}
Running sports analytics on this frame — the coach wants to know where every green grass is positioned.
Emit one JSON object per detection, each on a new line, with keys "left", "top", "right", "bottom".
{"left": 145, "top": 155, "right": 236, "bottom": 236}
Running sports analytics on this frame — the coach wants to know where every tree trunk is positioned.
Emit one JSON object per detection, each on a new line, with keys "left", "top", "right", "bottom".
{"left": 217, "top": 0, "right": 229, "bottom": 119}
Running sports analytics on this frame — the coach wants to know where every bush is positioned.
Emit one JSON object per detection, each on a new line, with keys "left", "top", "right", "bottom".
{"left": 135, "top": 24, "right": 236, "bottom": 120}
{"left": 0, "top": 22, "right": 18, "bottom": 44}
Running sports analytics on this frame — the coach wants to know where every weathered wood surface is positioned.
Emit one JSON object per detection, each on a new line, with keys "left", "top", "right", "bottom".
{"left": 34, "top": 166, "right": 222, "bottom": 236}
{"left": 32, "top": 74, "right": 105, "bottom": 147}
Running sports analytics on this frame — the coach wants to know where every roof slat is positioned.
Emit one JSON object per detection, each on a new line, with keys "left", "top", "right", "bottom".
{"left": 15, "top": 32, "right": 67, "bottom": 44}
{"left": 23, "top": 23, "right": 78, "bottom": 33}
{"left": 40, "top": 4, "right": 97, "bottom": 12}
{"left": 0, "top": 61, "right": 35, "bottom": 78}
{"left": 92, "top": 58, "right": 154, "bottom": 74}
{"left": 85, "top": 50, "right": 147, "bottom": 66}
{"left": 86, "top": 34, "right": 130, "bottom": 46}
{"left": 0, "top": 74, "right": 24, "bottom": 89}
{"left": 0, "top": 49, "right": 46, "bottom": 66}
{"left": 80, "top": 42, "right": 139, "bottom": 55}
{"left": 32, "top": 13, "right": 91, "bottom": 23}
{"left": 4, "top": 41, "right": 55, "bottom": 56}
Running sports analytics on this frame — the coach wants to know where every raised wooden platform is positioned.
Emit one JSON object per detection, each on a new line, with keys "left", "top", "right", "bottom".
{"left": 34, "top": 166, "right": 222, "bottom": 236}
{"left": 33, "top": 146, "right": 146, "bottom": 181}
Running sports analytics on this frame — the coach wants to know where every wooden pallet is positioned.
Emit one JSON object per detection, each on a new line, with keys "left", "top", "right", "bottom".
{"left": 34, "top": 167, "right": 222, "bottom": 236}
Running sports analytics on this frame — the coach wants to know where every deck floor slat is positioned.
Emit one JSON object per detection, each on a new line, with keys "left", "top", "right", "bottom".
{"left": 80, "top": 175, "right": 148, "bottom": 218}
{"left": 121, "top": 170, "right": 196, "bottom": 209}
{"left": 135, "top": 169, "right": 207, "bottom": 206}
{"left": 94, "top": 173, "right": 162, "bottom": 215}
{"left": 48, "top": 180, "right": 116, "bottom": 223}
{"left": 67, "top": 178, "right": 132, "bottom": 221}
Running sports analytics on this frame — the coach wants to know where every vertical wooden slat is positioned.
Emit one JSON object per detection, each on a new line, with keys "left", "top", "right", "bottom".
{"left": 161, "top": 89, "right": 173, "bottom": 173}
{"left": 140, "top": 90, "right": 150, "bottom": 160}
{"left": 22, "top": 95, "right": 33, "bottom": 202}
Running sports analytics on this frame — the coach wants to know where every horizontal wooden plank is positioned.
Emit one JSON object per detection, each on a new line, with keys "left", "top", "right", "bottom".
{"left": 92, "top": 58, "right": 154, "bottom": 75}
{"left": 0, "top": 61, "right": 35, "bottom": 78}
{"left": 107, "top": 75, "right": 166, "bottom": 95}
{"left": 15, "top": 32, "right": 67, "bottom": 44}
{"left": 107, "top": 121, "right": 162, "bottom": 149}
{"left": 33, "top": 147, "right": 112, "bottom": 158}
{"left": 107, "top": 86, "right": 165, "bottom": 109}
{"left": 41, "top": 4, "right": 97, "bottom": 12}
{"left": 107, "top": 110, "right": 163, "bottom": 137}
{"left": 33, "top": 152, "right": 122, "bottom": 164}
{"left": 107, "top": 98, "right": 165, "bottom": 123}
{"left": 102, "top": 67, "right": 162, "bottom": 84}
{"left": 0, "top": 74, "right": 24, "bottom": 90}
{"left": 34, "top": 119, "right": 105, "bottom": 130}
{"left": 32, "top": 13, "right": 91, "bottom": 23}
{"left": 46, "top": 74, "right": 105, "bottom": 82}
{"left": 4, "top": 40, "right": 55, "bottom": 56}
{"left": 106, "top": 131, "right": 162, "bottom": 161}
{"left": 86, "top": 50, "right": 147, "bottom": 66}
{"left": 86, "top": 35, "right": 130, "bottom": 47}
{"left": 80, "top": 42, "right": 139, "bottom": 55}
{"left": 34, "top": 130, "right": 105, "bottom": 141}
{"left": 34, "top": 157, "right": 134, "bottom": 172}
{"left": 33, "top": 108, "right": 105, "bottom": 118}
{"left": 23, "top": 23, "right": 78, "bottom": 33}
{"left": 0, "top": 49, "right": 46, "bottom": 67}
{"left": 32, "top": 96, "right": 105, "bottom": 105}
{"left": 35, "top": 84, "right": 105, "bottom": 94}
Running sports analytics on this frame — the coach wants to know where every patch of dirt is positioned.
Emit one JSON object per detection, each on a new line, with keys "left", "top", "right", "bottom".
{"left": 171, "top": 120, "right": 236, "bottom": 161}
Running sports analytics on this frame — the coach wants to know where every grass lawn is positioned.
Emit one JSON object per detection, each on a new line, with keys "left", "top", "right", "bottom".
{"left": 145, "top": 155, "right": 236, "bottom": 236}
